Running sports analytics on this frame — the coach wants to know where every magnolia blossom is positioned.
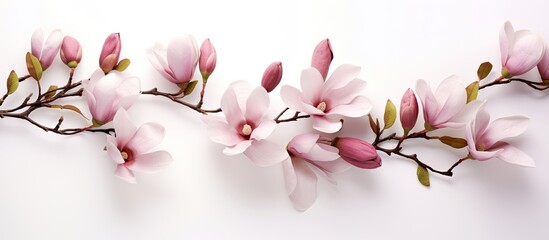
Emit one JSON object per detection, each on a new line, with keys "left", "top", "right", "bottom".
{"left": 283, "top": 133, "right": 351, "bottom": 211}
{"left": 500, "top": 21, "right": 545, "bottom": 77}
{"left": 147, "top": 35, "right": 199, "bottom": 84}
{"left": 201, "top": 81, "right": 288, "bottom": 166}
{"left": 537, "top": 47, "right": 549, "bottom": 80}
{"left": 465, "top": 104, "right": 534, "bottom": 167}
{"left": 416, "top": 76, "right": 480, "bottom": 130}
{"left": 82, "top": 69, "right": 141, "bottom": 125}
{"left": 60, "top": 36, "right": 82, "bottom": 68}
{"left": 31, "top": 28, "right": 63, "bottom": 70}
{"left": 106, "top": 109, "right": 173, "bottom": 183}
{"left": 261, "top": 61, "right": 283, "bottom": 93}
{"left": 280, "top": 64, "right": 372, "bottom": 133}
{"left": 99, "top": 33, "right": 122, "bottom": 73}
{"left": 311, "top": 38, "right": 333, "bottom": 80}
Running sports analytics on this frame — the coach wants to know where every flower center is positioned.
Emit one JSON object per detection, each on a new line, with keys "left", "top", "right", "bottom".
{"left": 241, "top": 124, "right": 252, "bottom": 136}
{"left": 316, "top": 101, "right": 327, "bottom": 112}
{"left": 121, "top": 151, "right": 129, "bottom": 161}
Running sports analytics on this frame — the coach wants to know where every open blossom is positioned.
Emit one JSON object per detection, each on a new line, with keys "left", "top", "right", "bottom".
{"left": 311, "top": 38, "right": 333, "bottom": 80}
{"left": 82, "top": 69, "right": 141, "bottom": 125}
{"left": 280, "top": 64, "right": 372, "bottom": 133}
{"left": 99, "top": 33, "right": 122, "bottom": 73}
{"left": 31, "top": 28, "right": 63, "bottom": 70}
{"left": 283, "top": 133, "right": 351, "bottom": 211}
{"left": 106, "top": 109, "right": 173, "bottom": 183}
{"left": 500, "top": 21, "right": 545, "bottom": 77}
{"left": 201, "top": 81, "right": 288, "bottom": 166}
{"left": 465, "top": 104, "right": 534, "bottom": 167}
{"left": 60, "top": 36, "right": 82, "bottom": 68}
{"left": 147, "top": 35, "right": 199, "bottom": 84}
{"left": 416, "top": 76, "right": 480, "bottom": 130}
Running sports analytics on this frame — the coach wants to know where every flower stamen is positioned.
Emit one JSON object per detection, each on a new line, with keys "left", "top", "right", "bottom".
{"left": 242, "top": 124, "right": 252, "bottom": 136}
{"left": 316, "top": 101, "right": 327, "bottom": 112}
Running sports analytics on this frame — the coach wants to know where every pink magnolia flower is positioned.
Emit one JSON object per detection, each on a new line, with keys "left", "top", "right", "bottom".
{"left": 500, "top": 21, "right": 545, "bottom": 77}
{"left": 283, "top": 133, "right": 351, "bottom": 211}
{"left": 82, "top": 69, "right": 141, "bottom": 125}
{"left": 106, "top": 109, "right": 173, "bottom": 183}
{"left": 400, "top": 88, "right": 419, "bottom": 133}
{"left": 415, "top": 76, "right": 480, "bottom": 130}
{"left": 31, "top": 28, "right": 63, "bottom": 70}
{"left": 311, "top": 38, "right": 333, "bottom": 80}
{"left": 537, "top": 47, "right": 549, "bottom": 80}
{"left": 332, "top": 137, "right": 381, "bottom": 169}
{"left": 201, "top": 81, "right": 288, "bottom": 166}
{"left": 60, "top": 36, "right": 82, "bottom": 68}
{"left": 280, "top": 64, "right": 372, "bottom": 133}
{"left": 199, "top": 38, "right": 217, "bottom": 78}
{"left": 261, "top": 61, "right": 283, "bottom": 93}
{"left": 147, "top": 35, "right": 199, "bottom": 84}
{"left": 99, "top": 33, "right": 122, "bottom": 73}
{"left": 465, "top": 104, "right": 534, "bottom": 167}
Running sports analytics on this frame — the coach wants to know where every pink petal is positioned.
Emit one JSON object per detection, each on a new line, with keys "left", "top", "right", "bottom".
{"left": 500, "top": 21, "right": 514, "bottom": 66}
{"left": 280, "top": 85, "right": 307, "bottom": 112}
{"left": 126, "top": 122, "right": 165, "bottom": 155}
{"left": 40, "top": 29, "right": 63, "bottom": 68}
{"left": 245, "top": 87, "right": 270, "bottom": 126}
{"left": 495, "top": 144, "right": 535, "bottom": 167}
{"left": 415, "top": 79, "right": 439, "bottom": 127}
{"left": 167, "top": 35, "right": 198, "bottom": 83}
{"left": 322, "top": 64, "right": 361, "bottom": 95}
{"left": 301, "top": 144, "right": 340, "bottom": 162}
{"left": 482, "top": 116, "right": 529, "bottom": 147}
{"left": 223, "top": 140, "right": 253, "bottom": 155}
{"left": 244, "top": 140, "right": 289, "bottom": 167}
{"left": 288, "top": 133, "right": 320, "bottom": 154}
{"left": 113, "top": 76, "right": 141, "bottom": 113}
{"left": 432, "top": 76, "right": 466, "bottom": 126}
{"left": 114, "top": 165, "right": 136, "bottom": 184}
{"left": 466, "top": 121, "right": 500, "bottom": 161}
{"left": 311, "top": 157, "right": 352, "bottom": 173}
{"left": 113, "top": 109, "right": 137, "bottom": 148}
{"left": 221, "top": 82, "right": 247, "bottom": 129}
{"left": 228, "top": 80, "right": 252, "bottom": 109}
{"left": 146, "top": 44, "right": 176, "bottom": 83}
{"left": 324, "top": 78, "right": 367, "bottom": 107}
{"left": 312, "top": 116, "right": 342, "bottom": 133}
{"left": 444, "top": 100, "right": 483, "bottom": 129}
{"left": 283, "top": 157, "right": 318, "bottom": 211}
{"left": 505, "top": 30, "right": 545, "bottom": 75}
{"left": 106, "top": 135, "right": 124, "bottom": 164}
{"left": 327, "top": 96, "right": 371, "bottom": 118}
{"left": 473, "top": 104, "right": 490, "bottom": 138}
{"left": 300, "top": 68, "right": 324, "bottom": 103}
{"left": 201, "top": 115, "right": 243, "bottom": 146}
{"left": 128, "top": 150, "right": 173, "bottom": 173}
{"left": 250, "top": 120, "right": 276, "bottom": 141}
{"left": 31, "top": 28, "right": 44, "bottom": 58}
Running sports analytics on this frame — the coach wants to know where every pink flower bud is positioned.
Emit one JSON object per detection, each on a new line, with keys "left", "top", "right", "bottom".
{"left": 261, "top": 61, "right": 283, "bottom": 92}
{"left": 400, "top": 88, "right": 419, "bottom": 133}
{"left": 537, "top": 47, "right": 549, "bottom": 80}
{"left": 311, "top": 38, "right": 333, "bottom": 80}
{"left": 500, "top": 21, "right": 545, "bottom": 77}
{"left": 31, "top": 28, "right": 63, "bottom": 70}
{"left": 333, "top": 137, "right": 381, "bottom": 169}
{"left": 60, "top": 36, "right": 82, "bottom": 68}
{"left": 199, "top": 38, "right": 217, "bottom": 78}
{"left": 99, "top": 33, "right": 122, "bottom": 73}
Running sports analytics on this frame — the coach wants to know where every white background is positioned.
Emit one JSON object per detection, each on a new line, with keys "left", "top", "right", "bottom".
{"left": 1, "top": 0, "right": 548, "bottom": 239}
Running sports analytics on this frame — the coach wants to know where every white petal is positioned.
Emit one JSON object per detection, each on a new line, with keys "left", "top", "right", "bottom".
{"left": 280, "top": 85, "right": 307, "bottom": 112}
{"left": 483, "top": 116, "right": 529, "bottom": 147}
{"left": 324, "top": 78, "right": 367, "bottom": 106}
{"left": 114, "top": 165, "right": 136, "bottom": 184}
{"left": 312, "top": 116, "right": 342, "bottom": 133}
{"left": 500, "top": 21, "right": 514, "bottom": 66}
{"left": 244, "top": 140, "right": 289, "bottom": 167}
{"left": 113, "top": 109, "right": 137, "bottom": 149}
{"left": 506, "top": 30, "right": 545, "bottom": 75}
{"left": 322, "top": 64, "right": 361, "bottom": 95}
{"left": 250, "top": 120, "right": 276, "bottom": 141}
{"left": 415, "top": 79, "right": 439, "bottom": 127}
{"left": 327, "top": 96, "right": 371, "bottom": 118}
{"left": 201, "top": 115, "right": 243, "bottom": 146}
{"left": 473, "top": 104, "right": 490, "bottom": 137}
{"left": 31, "top": 28, "right": 44, "bottom": 58}
{"left": 245, "top": 87, "right": 270, "bottom": 125}
{"left": 167, "top": 35, "right": 198, "bottom": 82}
{"left": 146, "top": 44, "right": 177, "bottom": 83}
{"left": 288, "top": 133, "right": 320, "bottom": 154}
{"left": 300, "top": 68, "right": 324, "bottom": 103}
{"left": 228, "top": 80, "right": 252, "bottom": 110}
{"left": 445, "top": 100, "right": 484, "bottom": 129}
{"left": 128, "top": 150, "right": 174, "bottom": 173}
{"left": 495, "top": 144, "right": 535, "bottom": 167}
{"left": 40, "top": 29, "right": 63, "bottom": 68}
{"left": 301, "top": 144, "right": 340, "bottom": 162}
{"left": 126, "top": 122, "right": 165, "bottom": 154}
{"left": 106, "top": 135, "right": 124, "bottom": 164}
{"left": 432, "top": 76, "right": 466, "bottom": 126}
{"left": 223, "top": 140, "right": 252, "bottom": 155}
{"left": 283, "top": 157, "right": 318, "bottom": 211}
{"left": 221, "top": 82, "right": 246, "bottom": 129}
{"left": 311, "top": 157, "right": 352, "bottom": 173}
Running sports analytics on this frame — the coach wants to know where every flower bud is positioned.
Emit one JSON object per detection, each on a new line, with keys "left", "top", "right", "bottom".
{"left": 311, "top": 38, "right": 333, "bottom": 80}
{"left": 99, "top": 33, "right": 122, "bottom": 73}
{"left": 261, "top": 61, "right": 283, "bottom": 92}
{"left": 333, "top": 137, "right": 381, "bottom": 169}
{"left": 199, "top": 38, "right": 217, "bottom": 80}
{"left": 537, "top": 47, "right": 549, "bottom": 80}
{"left": 400, "top": 88, "right": 418, "bottom": 135}
{"left": 60, "top": 36, "right": 82, "bottom": 68}
{"left": 500, "top": 21, "right": 545, "bottom": 77}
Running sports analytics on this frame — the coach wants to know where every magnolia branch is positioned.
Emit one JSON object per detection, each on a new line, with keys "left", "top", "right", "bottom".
{"left": 141, "top": 88, "right": 222, "bottom": 114}
{"left": 480, "top": 78, "right": 549, "bottom": 90}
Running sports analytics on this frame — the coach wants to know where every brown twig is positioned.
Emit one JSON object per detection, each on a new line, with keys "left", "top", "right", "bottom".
{"left": 141, "top": 88, "right": 221, "bottom": 114}
{"left": 274, "top": 107, "right": 311, "bottom": 123}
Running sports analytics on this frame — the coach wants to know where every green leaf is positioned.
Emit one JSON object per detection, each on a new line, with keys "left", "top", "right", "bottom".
{"left": 439, "top": 136, "right": 468, "bottom": 148}
{"left": 44, "top": 85, "right": 58, "bottom": 100}
{"left": 50, "top": 104, "right": 89, "bottom": 120}
{"left": 115, "top": 58, "right": 131, "bottom": 72}
{"left": 417, "top": 165, "right": 430, "bottom": 187}
{"left": 477, "top": 62, "right": 493, "bottom": 81}
{"left": 368, "top": 114, "right": 380, "bottom": 134}
{"left": 6, "top": 70, "right": 19, "bottom": 95}
{"left": 383, "top": 99, "right": 396, "bottom": 129}
{"left": 466, "top": 81, "right": 479, "bottom": 103}
{"left": 26, "top": 52, "right": 43, "bottom": 81}
{"left": 183, "top": 80, "right": 198, "bottom": 96}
